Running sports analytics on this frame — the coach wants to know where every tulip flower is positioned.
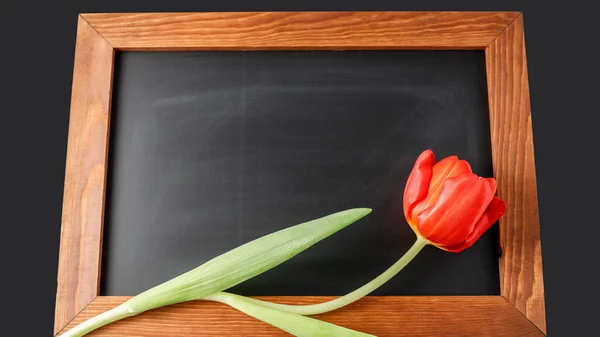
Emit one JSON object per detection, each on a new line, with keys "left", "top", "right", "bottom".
{"left": 242, "top": 149, "right": 506, "bottom": 316}
{"left": 403, "top": 149, "right": 507, "bottom": 252}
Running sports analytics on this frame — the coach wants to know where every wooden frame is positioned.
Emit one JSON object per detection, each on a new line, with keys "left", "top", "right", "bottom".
{"left": 55, "top": 12, "right": 546, "bottom": 336}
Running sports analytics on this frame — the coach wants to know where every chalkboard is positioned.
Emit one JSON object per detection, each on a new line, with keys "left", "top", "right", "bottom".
{"left": 101, "top": 50, "right": 500, "bottom": 297}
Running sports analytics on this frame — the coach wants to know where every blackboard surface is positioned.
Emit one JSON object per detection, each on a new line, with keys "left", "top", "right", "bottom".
{"left": 101, "top": 50, "right": 499, "bottom": 297}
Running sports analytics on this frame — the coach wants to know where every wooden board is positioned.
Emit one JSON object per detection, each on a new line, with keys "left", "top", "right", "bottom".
{"left": 485, "top": 15, "right": 546, "bottom": 332}
{"left": 81, "top": 12, "right": 518, "bottom": 50}
{"left": 55, "top": 12, "right": 546, "bottom": 336}
{"left": 54, "top": 16, "right": 114, "bottom": 334}
{"left": 59, "top": 296, "right": 543, "bottom": 336}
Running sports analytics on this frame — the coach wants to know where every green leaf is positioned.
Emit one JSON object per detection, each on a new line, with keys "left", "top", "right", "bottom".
{"left": 61, "top": 208, "right": 372, "bottom": 337}
{"left": 205, "top": 292, "right": 376, "bottom": 337}
{"left": 124, "top": 208, "right": 372, "bottom": 313}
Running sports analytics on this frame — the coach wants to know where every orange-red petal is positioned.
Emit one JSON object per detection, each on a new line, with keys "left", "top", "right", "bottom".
{"left": 441, "top": 196, "right": 507, "bottom": 252}
{"left": 429, "top": 156, "right": 473, "bottom": 192}
{"left": 403, "top": 150, "right": 435, "bottom": 223}
{"left": 486, "top": 178, "right": 497, "bottom": 194}
{"left": 418, "top": 157, "right": 473, "bottom": 212}
{"left": 416, "top": 174, "right": 494, "bottom": 245}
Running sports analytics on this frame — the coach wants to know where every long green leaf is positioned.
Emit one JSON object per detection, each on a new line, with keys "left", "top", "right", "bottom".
{"left": 61, "top": 208, "right": 371, "bottom": 337}
{"left": 205, "top": 292, "right": 376, "bottom": 337}
{"left": 126, "top": 208, "right": 371, "bottom": 312}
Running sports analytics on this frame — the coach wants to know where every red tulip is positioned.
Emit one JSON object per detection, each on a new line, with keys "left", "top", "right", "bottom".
{"left": 403, "top": 150, "right": 507, "bottom": 252}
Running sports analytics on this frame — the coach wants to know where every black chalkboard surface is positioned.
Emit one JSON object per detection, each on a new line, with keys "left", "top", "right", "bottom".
{"left": 101, "top": 50, "right": 499, "bottom": 297}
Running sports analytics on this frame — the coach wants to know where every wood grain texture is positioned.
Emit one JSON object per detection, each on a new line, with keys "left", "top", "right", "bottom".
{"left": 54, "top": 11, "right": 547, "bottom": 336}
{"left": 485, "top": 14, "right": 546, "bottom": 334}
{"left": 54, "top": 16, "right": 114, "bottom": 335}
{"left": 58, "top": 296, "right": 543, "bottom": 336}
{"left": 81, "top": 12, "right": 519, "bottom": 50}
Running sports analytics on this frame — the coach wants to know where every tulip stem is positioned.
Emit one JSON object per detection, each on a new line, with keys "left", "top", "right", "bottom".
{"left": 59, "top": 303, "right": 136, "bottom": 337}
{"left": 219, "top": 236, "right": 428, "bottom": 316}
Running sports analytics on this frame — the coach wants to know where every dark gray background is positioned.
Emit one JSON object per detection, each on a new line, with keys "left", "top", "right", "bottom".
{"left": 101, "top": 50, "right": 500, "bottom": 296}
{"left": 4, "top": 1, "right": 597, "bottom": 336}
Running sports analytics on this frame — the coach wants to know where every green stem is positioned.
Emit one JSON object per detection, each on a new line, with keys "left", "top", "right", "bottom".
{"left": 204, "top": 292, "right": 374, "bottom": 336}
{"left": 58, "top": 304, "right": 136, "bottom": 337}
{"left": 233, "top": 236, "right": 428, "bottom": 315}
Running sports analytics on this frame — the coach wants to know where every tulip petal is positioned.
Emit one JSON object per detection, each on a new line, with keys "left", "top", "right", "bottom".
{"left": 403, "top": 150, "right": 435, "bottom": 224}
{"left": 486, "top": 178, "right": 497, "bottom": 194}
{"left": 442, "top": 196, "right": 507, "bottom": 252}
{"left": 429, "top": 157, "right": 473, "bottom": 193}
{"left": 428, "top": 156, "right": 458, "bottom": 195}
{"left": 416, "top": 174, "right": 494, "bottom": 246}
{"left": 418, "top": 157, "right": 473, "bottom": 212}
